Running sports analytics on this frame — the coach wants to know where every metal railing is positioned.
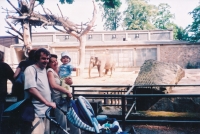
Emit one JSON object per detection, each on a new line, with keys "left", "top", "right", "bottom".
{"left": 3, "top": 84, "right": 200, "bottom": 132}
{"left": 71, "top": 84, "right": 200, "bottom": 130}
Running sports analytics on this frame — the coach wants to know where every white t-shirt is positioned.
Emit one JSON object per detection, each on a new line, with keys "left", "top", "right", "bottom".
{"left": 47, "top": 68, "right": 61, "bottom": 100}
{"left": 24, "top": 65, "right": 51, "bottom": 117}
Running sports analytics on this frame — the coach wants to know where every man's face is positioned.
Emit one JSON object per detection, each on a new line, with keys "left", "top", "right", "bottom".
{"left": 37, "top": 52, "right": 49, "bottom": 69}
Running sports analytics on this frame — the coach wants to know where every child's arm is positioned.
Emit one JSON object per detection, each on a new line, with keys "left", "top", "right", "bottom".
{"left": 73, "top": 67, "right": 76, "bottom": 71}
{"left": 70, "top": 65, "right": 79, "bottom": 71}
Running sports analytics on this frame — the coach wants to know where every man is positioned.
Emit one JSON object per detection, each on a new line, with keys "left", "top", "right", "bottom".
{"left": 0, "top": 51, "right": 14, "bottom": 133}
{"left": 24, "top": 48, "right": 56, "bottom": 134}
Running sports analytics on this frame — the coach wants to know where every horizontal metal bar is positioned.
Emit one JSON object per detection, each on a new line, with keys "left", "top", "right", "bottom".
{"left": 125, "top": 120, "right": 200, "bottom": 123}
{"left": 126, "top": 94, "right": 200, "bottom": 97}
{"left": 73, "top": 94, "right": 200, "bottom": 97}
{"left": 74, "top": 90, "right": 126, "bottom": 92}
{"left": 135, "top": 84, "right": 200, "bottom": 87}
{"left": 73, "top": 94, "right": 126, "bottom": 97}
{"left": 71, "top": 84, "right": 200, "bottom": 88}
{"left": 71, "top": 85, "right": 132, "bottom": 87}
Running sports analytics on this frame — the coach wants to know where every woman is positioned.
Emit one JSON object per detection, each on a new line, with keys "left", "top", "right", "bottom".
{"left": 47, "top": 54, "right": 80, "bottom": 134}
{"left": 13, "top": 49, "right": 37, "bottom": 101}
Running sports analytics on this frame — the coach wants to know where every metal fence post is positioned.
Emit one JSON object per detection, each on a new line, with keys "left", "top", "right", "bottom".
{"left": 122, "top": 95, "right": 126, "bottom": 130}
{"left": 72, "top": 86, "right": 75, "bottom": 100}
{"left": 104, "top": 92, "right": 107, "bottom": 104}
{"left": 133, "top": 87, "right": 137, "bottom": 113}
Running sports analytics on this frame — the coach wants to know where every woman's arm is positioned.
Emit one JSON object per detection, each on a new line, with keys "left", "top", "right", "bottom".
{"left": 47, "top": 71, "right": 72, "bottom": 98}
{"left": 13, "top": 67, "right": 21, "bottom": 79}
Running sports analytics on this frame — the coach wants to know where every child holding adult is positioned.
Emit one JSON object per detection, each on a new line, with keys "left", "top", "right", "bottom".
{"left": 58, "top": 51, "right": 77, "bottom": 98}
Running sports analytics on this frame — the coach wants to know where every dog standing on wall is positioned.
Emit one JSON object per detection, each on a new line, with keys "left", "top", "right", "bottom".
{"left": 88, "top": 54, "right": 115, "bottom": 78}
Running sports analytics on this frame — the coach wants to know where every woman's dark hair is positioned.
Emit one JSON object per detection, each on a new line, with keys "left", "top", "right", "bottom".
{"left": 34, "top": 48, "right": 50, "bottom": 62}
{"left": 28, "top": 49, "right": 37, "bottom": 60}
{"left": 0, "top": 51, "right": 4, "bottom": 61}
{"left": 46, "top": 54, "right": 58, "bottom": 69}
{"left": 50, "top": 54, "right": 58, "bottom": 59}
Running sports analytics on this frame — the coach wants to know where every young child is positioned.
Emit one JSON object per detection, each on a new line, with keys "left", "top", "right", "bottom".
{"left": 59, "top": 51, "right": 76, "bottom": 98}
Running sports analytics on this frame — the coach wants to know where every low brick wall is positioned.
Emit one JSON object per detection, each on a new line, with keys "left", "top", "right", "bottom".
{"left": 160, "top": 44, "right": 200, "bottom": 68}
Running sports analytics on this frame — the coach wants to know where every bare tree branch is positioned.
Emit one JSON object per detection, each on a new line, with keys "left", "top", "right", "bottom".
{"left": 34, "top": 3, "right": 40, "bottom": 8}
{"left": 46, "top": 13, "right": 78, "bottom": 32}
{"left": 6, "top": 30, "right": 23, "bottom": 41}
{"left": 5, "top": 19, "right": 23, "bottom": 38}
{"left": 57, "top": 4, "right": 64, "bottom": 18}
{"left": 6, "top": 15, "right": 56, "bottom": 26}
{"left": 53, "top": 25, "right": 66, "bottom": 33}
{"left": 5, "top": 26, "right": 12, "bottom": 29}
{"left": 2, "top": 11, "right": 17, "bottom": 13}
{"left": 41, "top": 5, "right": 53, "bottom": 21}
{"left": 1, "top": 7, "right": 16, "bottom": 13}
{"left": 80, "top": 1, "right": 97, "bottom": 36}
{"left": 53, "top": 25, "right": 79, "bottom": 38}
{"left": 7, "top": 0, "right": 22, "bottom": 15}
{"left": 12, "top": 20, "right": 21, "bottom": 26}
{"left": 29, "top": 0, "right": 36, "bottom": 15}
{"left": 47, "top": 8, "right": 53, "bottom": 15}
{"left": 46, "top": 8, "right": 79, "bottom": 33}
{"left": 20, "top": 0, "right": 29, "bottom": 12}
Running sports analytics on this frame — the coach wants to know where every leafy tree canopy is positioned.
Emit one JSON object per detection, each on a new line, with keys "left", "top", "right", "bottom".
{"left": 154, "top": 3, "right": 174, "bottom": 29}
{"left": 96, "top": 0, "right": 122, "bottom": 8}
{"left": 186, "top": 6, "right": 200, "bottom": 42}
{"left": 123, "top": 0, "right": 156, "bottom": 30}
{"left": 36, "top": 0, "right": 74, "bottom": 4}
{"left": 101, "top": 6, "right": 122, "bottom": 30}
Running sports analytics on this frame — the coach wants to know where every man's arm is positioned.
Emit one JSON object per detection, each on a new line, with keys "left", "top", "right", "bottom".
{"left": 28, "top": 87, "right": 56, "bottom": 108}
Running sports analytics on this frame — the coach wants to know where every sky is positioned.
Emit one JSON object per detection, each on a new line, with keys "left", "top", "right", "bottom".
{"left": 0, "top": 0, "right": 199, "bottom": 36}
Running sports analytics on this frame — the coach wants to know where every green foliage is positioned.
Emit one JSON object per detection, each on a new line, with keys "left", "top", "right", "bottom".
{"left": 96, "top": 0, "right": 122, "bottom": 8}
{"left": 174, "top": 26, "right": 184, "bottom": 40}
{"left": 36, "top": 0, "right": 44, "bottom": 4}
{"left": 154, "top": 3, "right": 174, "bottom": 29}
{"left": 100, "top": 4, "right": 122, "bottom": 30}
{"left": 37, "top": 0, "right": 121, "bottom": 7}
{"left": 172, "top": 25, "right": 190, "bottom": 40}
{"left": 186, "top": 6, "right": 200, "bottom": 42}
{"left": 59, "top": 0, "right": 74, "bottom": 4}
{"left": 123, "top": 0, "right": 156, "bottom": 30}
{"left": 152, "top": 3, "right": 187, "bottom": 40}
{"left": 186, "top": 62, "right": 198, "bottom": 69}
{"left": 36, "top": 0, "right": 74, "bottom": 4}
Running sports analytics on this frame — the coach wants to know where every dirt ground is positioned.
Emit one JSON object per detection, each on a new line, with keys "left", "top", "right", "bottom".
{"left": 72, "top": 68, "right": 200, "bottom": 134}
{"left": 72, "top": 68, "right": 200, "bottom": 94}
{"left": 72, "top": 68, "right": 139, "bottom": 86}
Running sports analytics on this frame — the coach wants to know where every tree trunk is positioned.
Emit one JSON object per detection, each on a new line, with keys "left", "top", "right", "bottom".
{"left": 23, "top": 20, "right": 32, "bottom": 55}
{"left": 78, "top": 35, "right": 86, "bottom": 76}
